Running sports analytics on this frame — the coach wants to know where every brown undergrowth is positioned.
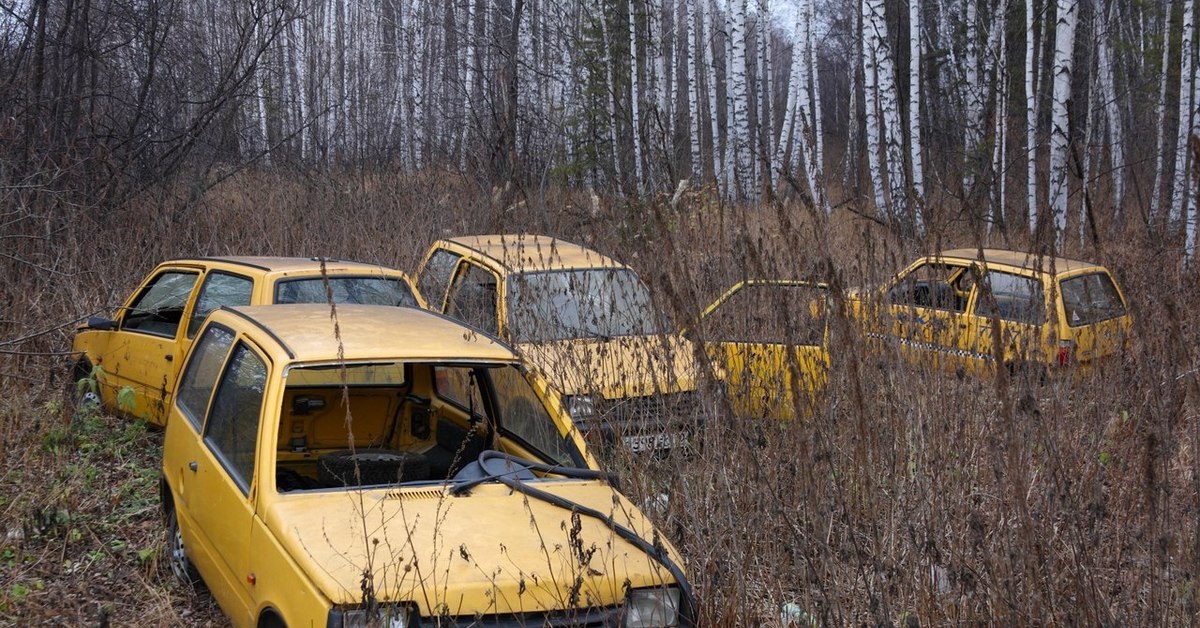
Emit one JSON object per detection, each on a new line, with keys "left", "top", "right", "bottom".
{"left": 1, "top": 169, "right": 1198, "bottom": 624}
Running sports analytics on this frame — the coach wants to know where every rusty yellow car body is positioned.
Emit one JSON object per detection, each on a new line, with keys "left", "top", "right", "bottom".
{"left": 69, "top": 256, "right": 421, "bottom": 426}
{"left": 698, "top": 280, "right": 830, "bottom": 421}
{"left": 416, "top": 234, "right": 702, "bottom": 454}
{"left": 161, "top": 304, "right": 691, "bottom": 627}
{"left": 848, "top": 248, "right": 1132, "bottom": 376}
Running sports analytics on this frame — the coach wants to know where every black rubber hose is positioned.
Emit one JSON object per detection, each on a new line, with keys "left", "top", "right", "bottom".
{"left": 451, "top": 450, "right": 697, "bottom": 625}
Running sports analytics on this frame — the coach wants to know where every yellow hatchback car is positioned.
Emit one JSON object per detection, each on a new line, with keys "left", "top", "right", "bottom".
{"left": 416, "top": 235, "right": 702, "bottom": 454}
{"left": 849, "top": 248, "right": 1132, "bottom": 376}
{"left": 69, "top": 257, "right": 421, "bottom": 425}
{"left": 697, "top": 280, "right": 829, "bottom": 421}
{"left": 161, "top": 304, "right": 693, "bottom": 627}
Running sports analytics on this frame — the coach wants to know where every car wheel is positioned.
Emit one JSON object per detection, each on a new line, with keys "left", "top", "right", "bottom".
{"left": 65, "top": 359, "right": 101, "bottom": 421}
{"left": 166, "top": 507, "right": 202, "bottom": 587}
{"left": 317, "top": 449, "right": 431, "bottom": 486}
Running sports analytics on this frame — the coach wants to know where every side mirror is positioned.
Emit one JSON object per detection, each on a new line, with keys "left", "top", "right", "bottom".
{"left": 86, "top": 316, "right": 119, "bottom": 331}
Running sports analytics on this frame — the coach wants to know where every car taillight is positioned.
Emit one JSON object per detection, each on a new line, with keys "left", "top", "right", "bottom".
{"left": 1056, "top": 339, "right": 1075, "bottom": 367}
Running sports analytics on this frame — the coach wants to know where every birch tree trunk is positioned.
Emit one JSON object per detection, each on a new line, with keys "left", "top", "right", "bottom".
{"left": 909, "top": 0, "right": 924, "bottom": 204}
{"left": 1150, "top": 8, "right": 1173, "bottom": 223}
{"left": 1048, "top": 0, "right": 1078, "bottom": 246}
{"left": 1026, "top": 0, "right": 1039, "bottom": 232}
{"left": 964, "top": 0, "right": 983, "bottom": 190}
{"left": 862, "top": 0, "right": 888, "bottom": 216}
{"left": 1096, "top": 2, "right": 1124, "bottom": 221}
{"left": 725, "top": 0, "right": 750, "bottom": 198}
{"left": 1170, "top": 0, "right": 1197, "bottom": 229}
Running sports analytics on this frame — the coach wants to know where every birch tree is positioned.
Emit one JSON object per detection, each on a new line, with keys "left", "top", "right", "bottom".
{"left": 1170, "top": 0, "right": 1197, "bottom": 231}
{"left": 1048, "top": 0, "right": 1078, "bottom": 245}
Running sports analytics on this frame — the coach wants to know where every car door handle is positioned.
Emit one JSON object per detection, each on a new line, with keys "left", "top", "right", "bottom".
{"left": 165, "top": 354, "right": 174, "bottom": 362}
{"left": 188, "top": 461, "right": 198, "bottom": 472}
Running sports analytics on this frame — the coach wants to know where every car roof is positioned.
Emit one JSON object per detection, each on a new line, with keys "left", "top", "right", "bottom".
{"left": 167, "top": 256, "right": 404, "bottom": 275}
{"left": 443, "top": 234, "right": 627, "bottom": 272}
{"left": 219, "top": 304, "right": 515, "bottom": 363}
{"left": 935, "top": 249, "right": 1102, "bottom": 275}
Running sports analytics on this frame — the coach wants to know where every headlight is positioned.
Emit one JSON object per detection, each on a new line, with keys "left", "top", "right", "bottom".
{"left": 625, "top": 586, "right": 681, "bottom": 627}
{"left": 565, "top": 394, "right": 597, "bottom": 421}
{"left": 332, "top": 604, "right": 416, "bottom": 628}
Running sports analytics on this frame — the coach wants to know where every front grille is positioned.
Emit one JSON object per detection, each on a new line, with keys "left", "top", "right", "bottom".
{"left": 433, "top": 605, "right": 623, "bottom": 627}
{"left": 596, "top": 390, "right": 701, "bottom": 429}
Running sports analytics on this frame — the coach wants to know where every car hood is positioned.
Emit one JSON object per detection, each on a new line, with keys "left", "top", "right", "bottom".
{"left": 516, "top": 335, "right": 699, "bottom": 399}
{"left": 264, "top": 480, "right": 680, "bottom": 615}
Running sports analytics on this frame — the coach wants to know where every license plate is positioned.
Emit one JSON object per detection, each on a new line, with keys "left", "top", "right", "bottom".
{"left": 623, "top": 431, "right": 687, "bottom": 453}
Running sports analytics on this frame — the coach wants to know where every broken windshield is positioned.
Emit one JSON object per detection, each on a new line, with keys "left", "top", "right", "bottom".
{"left": 506, "top": 269, "right": 662, "bottom": 343}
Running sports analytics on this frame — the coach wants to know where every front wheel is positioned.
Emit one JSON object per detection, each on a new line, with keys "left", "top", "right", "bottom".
{"left": 166, "top": 507, "right": 202, "bottom": 587}
{"left": 65, "top": 359, "right": 101, "bottom": 421}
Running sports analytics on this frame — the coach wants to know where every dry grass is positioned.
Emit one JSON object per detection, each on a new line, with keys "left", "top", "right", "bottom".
{"left": 1, "top": 169, "right": 1198, "bottom": 624}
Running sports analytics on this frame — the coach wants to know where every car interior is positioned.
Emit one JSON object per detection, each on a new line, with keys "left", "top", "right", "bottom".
{"left": 273, "top": 362, "right": 562, "bottom": 492}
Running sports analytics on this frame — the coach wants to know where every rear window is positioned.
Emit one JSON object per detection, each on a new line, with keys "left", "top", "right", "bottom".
{"left": 274, "top": 276, "right": 417, "bottom": 307}
{"left": 1060, "top": 272, "right": 1126, "bottom": 327}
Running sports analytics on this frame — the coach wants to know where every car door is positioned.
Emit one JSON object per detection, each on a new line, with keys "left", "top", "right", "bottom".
{"left": 445, "top": 260, "right": 503, "bottom": 337}
{"left": 700, "top": 281, "right": 829, "bottom": 421}
{"left": 181, "top": 339, "right": 268, "bottom": 620}
{"left": 882, "top": 261, "right": 973, "bottom": 370}
{"left": 105, "top": 266, "right": 204, "bottom": 424}
{"left": 416, "top": 248, "right": 464, "bottom": 311}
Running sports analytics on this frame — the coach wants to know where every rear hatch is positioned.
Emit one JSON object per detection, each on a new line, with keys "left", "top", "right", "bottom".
{"left": 1056, "top": 270, "right": 1131, "bottom": 364}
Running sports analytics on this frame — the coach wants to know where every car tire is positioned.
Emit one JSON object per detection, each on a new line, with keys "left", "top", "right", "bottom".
{"left": 317, "top": 449, "right": 431, "bottom": 487}
{"left": 65, "top": 359, "right": 101, "bottom": 422}
{"left": 166, "top": 507, "right": 203, "bottom": 587}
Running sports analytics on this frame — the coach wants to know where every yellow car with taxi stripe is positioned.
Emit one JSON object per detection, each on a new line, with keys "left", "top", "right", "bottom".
{"left": 849, "top": 248, "right": 1132, "bottom": 376}
{"left": 161, "top": 304, "right": 693, "bottom": 627}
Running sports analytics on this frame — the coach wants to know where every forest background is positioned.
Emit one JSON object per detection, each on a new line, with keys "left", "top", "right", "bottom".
{"left": 2, "top": 0, "right": 1200, "bottom": 624}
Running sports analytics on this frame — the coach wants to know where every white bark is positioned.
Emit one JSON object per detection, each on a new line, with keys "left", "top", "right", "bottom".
{"left": 964, "top": 0, "right": 983, "bottom": 190}
{"left": 1026, "top": 0, "right": 1039, "bottom": 231}
{"left": 909, "top": 0, "right": 924, "bottom": 202}
{"left": 629, "top": 0, "right": 643, "bottom": 189}
{"left": 1170, "top": 0, "right": 1197, "bottom": 228}
{"left": 862, "top": 0, "right": 888, "bottom": 215}
{"left": 686, "top": 0, "right": 701, "bottom": 181}
{"left": 991, "top": 0, "right": 1009, "bottom": 233}
{"left": 866, "top": 0, "right": 909, "bottom": 225}
{"left": 725, "top": 0, "right": 751, "bottom": 197}
{"left": 1150, "top": 8, "right": 1173, "bottom": 222}
{"left": 1096, "top": 4, "right": 1124, "bottom": 218}
{"left": 1049, "top": 0, "right": 1078, "bottom": 245}
{"left": 808, "top": 0, "right": 825, "bottom": 201}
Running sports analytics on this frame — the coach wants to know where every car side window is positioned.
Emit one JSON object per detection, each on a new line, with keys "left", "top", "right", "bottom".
{"left": 203, "top": 343, "right": 267, "bottom": 496}
{"left": 1060, "top": 272, "right": 1126, "bottom": 326}
{"left": 418, "top": 250, "right": 462, "bottom": 310}
{"left": 887, "top": 263, "right": 970, "bottom": 312}
{"left": 186, "top": 272, "right": 254, "bottom": 339}
{"left": 446, "top": 262, "right": 500, "bottom": 335}
{"left": 122, "top": 270, "right": 200, "bottom": 337}
{"left": 975, "top": 271, "right": 1045, "bottom": 325}
{"left": 176, "top": 325, "right": 237, "bottom": 431}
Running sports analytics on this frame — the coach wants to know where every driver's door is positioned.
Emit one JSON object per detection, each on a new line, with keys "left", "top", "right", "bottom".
{"left": 882, "top": 261, "right": 974, "bottom": 370}
{"left": 104, "top": 266, "right": 203, "bottom": 424}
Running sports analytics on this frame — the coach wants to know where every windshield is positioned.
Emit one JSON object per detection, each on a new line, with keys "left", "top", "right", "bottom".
{"left": 507, "top": 269, "right": 662, "bottom": 343}
{"left": 274, "top": 361, "right": 577, "bottom": 492}
{"left": 274, "top": 276, "right": 417, "bottom": 307}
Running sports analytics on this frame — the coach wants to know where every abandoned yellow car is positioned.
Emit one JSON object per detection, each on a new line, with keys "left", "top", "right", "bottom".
{"left": 161, "top": 304, "right": 694, "bottom": 627}
{"left": 69, "top": 257, "right": 421, "bottom": 425}
{"left": 849, "top": 248, "right": 1131, "bottom": 376}
{"left": 698, "top": 280, "right": 829, "bottom": 420}
{"left": 416, "top": 235, "right": 702, "bottom": 454}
